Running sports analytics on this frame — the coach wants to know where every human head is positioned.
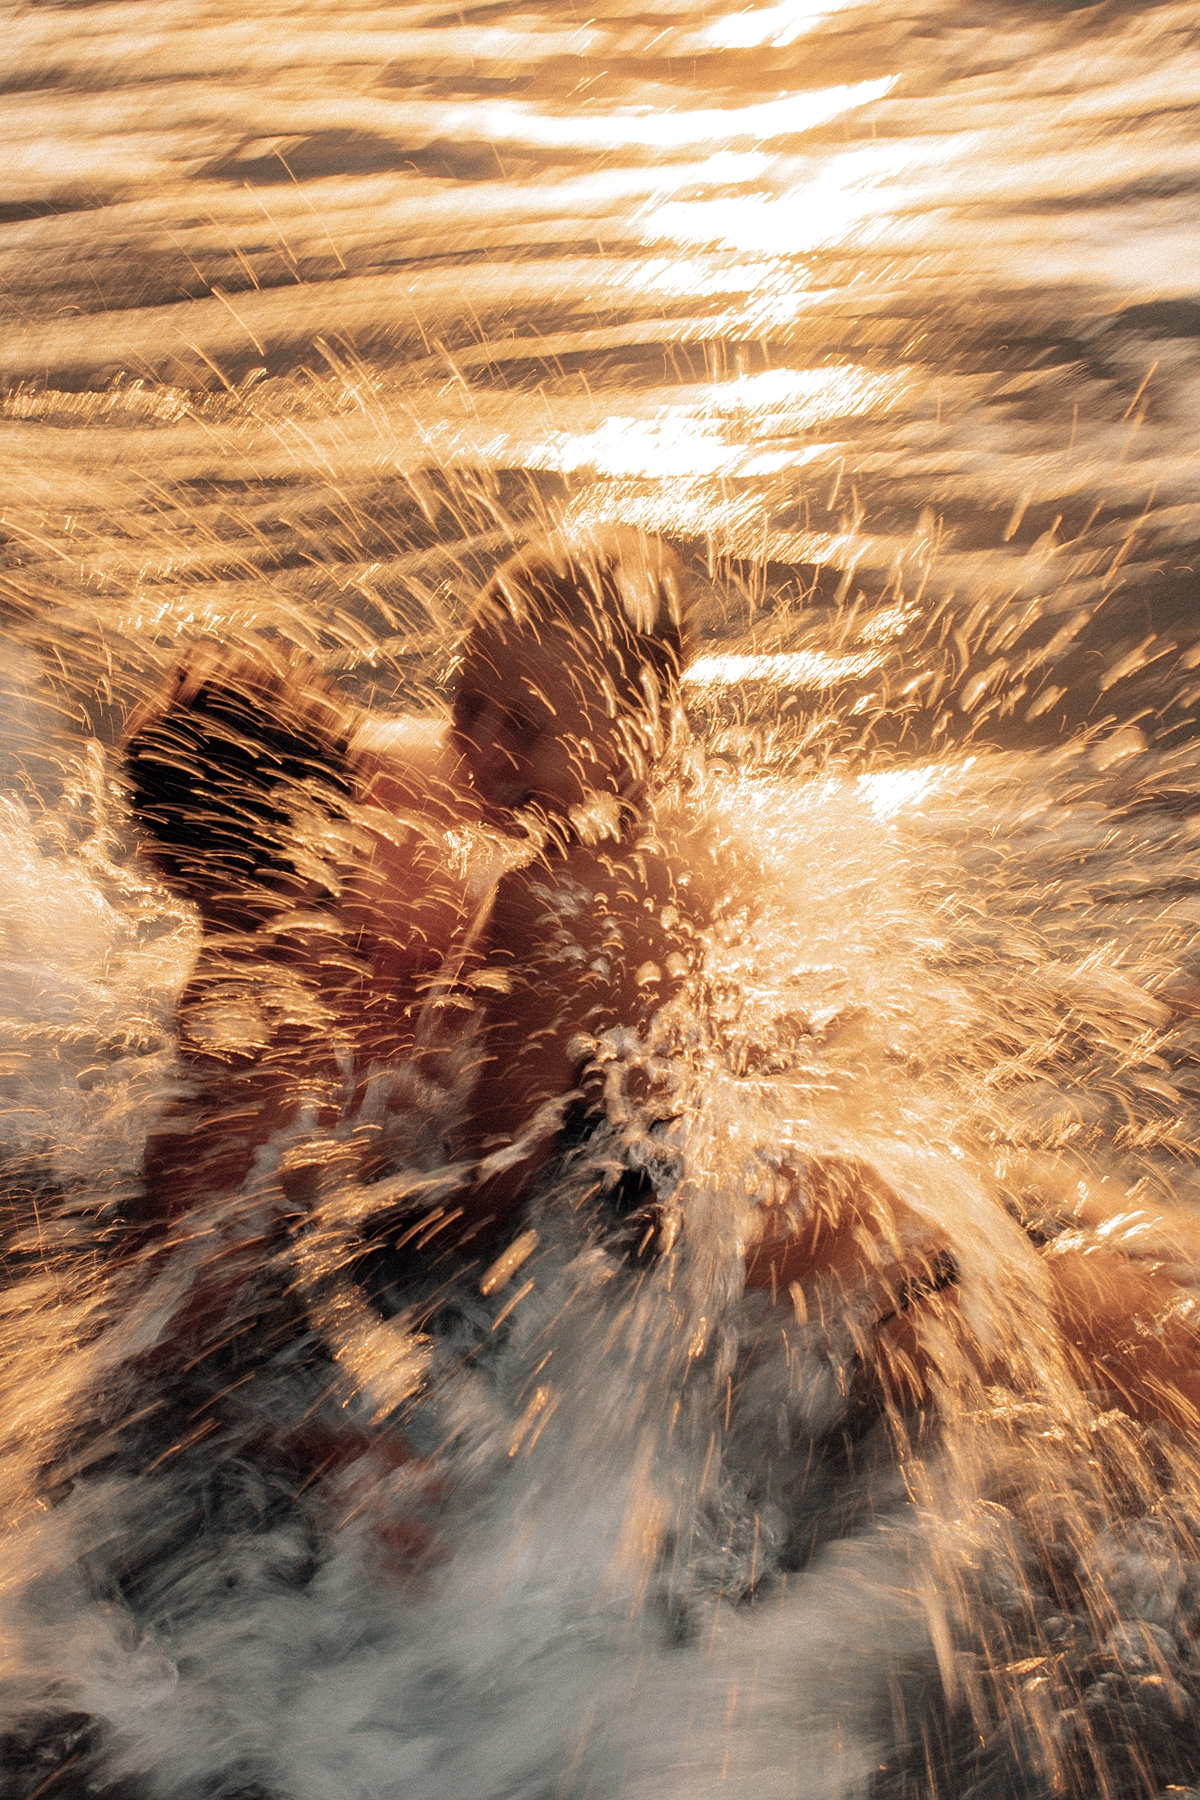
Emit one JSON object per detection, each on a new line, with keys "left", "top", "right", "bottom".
{"left": 123, "top": 645, "right": 355, "bottom": 929}
{"left": 451, "top": 528, "right": 693, "bottom": 832}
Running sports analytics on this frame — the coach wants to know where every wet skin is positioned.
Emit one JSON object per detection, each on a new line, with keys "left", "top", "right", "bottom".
{"left": 444, "top": 617, "right": 698, "bottom": 1231}
{"left": 131, "top": 622, "right": 665, "bottom": 1233}
{"left": 135, "top": 697, "right": 485, "bottom": 1225}
{"left": 448, "top": 635, "right": 1200, "bottom": 1439}
{"left": 128, "top": 643, "right": 1200, "bottom": 1436}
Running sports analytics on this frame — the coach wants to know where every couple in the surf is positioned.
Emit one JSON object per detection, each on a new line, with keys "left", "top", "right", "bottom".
{"left": 125, "top": 526, "right": 1200, "bottom": 1437}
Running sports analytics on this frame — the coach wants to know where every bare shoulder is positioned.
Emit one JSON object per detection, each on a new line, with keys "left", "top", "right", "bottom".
{"left": 352, "top": 713, "right": 473, "bottom": 825}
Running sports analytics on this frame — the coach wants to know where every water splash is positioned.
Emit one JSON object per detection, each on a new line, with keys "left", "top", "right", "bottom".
{"left": 4, "top": 0, "right": 1200, "bottom": 1795}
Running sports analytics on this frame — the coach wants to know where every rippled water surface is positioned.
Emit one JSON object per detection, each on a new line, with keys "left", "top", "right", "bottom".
{"left": 4, "top": 2, "right": 1200, "bottom": 1796}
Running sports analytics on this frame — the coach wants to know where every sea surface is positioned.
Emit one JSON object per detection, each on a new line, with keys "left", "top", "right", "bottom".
{"left": 4, "top": 1, "right": 1200, "bottom": 1795}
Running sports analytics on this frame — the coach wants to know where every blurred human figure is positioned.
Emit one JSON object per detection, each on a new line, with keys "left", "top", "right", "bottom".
{"left": 122, "top": 531, "right": 1200, "bottom": 1437}
{"left": 441, "top": 527, "right": 704, "bottom": 1228}
{"left": 124, "top": 641, "right": 483, "bottom": 1219}
{"left": 123, "top": 529, "right": 697, "bottom": 1231}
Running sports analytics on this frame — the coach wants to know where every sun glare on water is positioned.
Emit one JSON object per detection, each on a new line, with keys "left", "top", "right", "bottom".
{"left": 528, "top": 366, "right": 908, "bottom": 482}
{"left": 855, "top": 765, "right": 945, "bottom": 819}
{"left": 4, "top": 1, "right": 1200, "bottom": 1796}
{"left": 706, "top": 0, "right": 860, "bottom": 50}
{"left": 684, "top": 649, "right": 884, "bottom": 686}
{"left": 464, "top": 76, "right": 896, "bottom": 153}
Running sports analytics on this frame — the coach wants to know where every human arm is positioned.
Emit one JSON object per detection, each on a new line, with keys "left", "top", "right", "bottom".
{"left": 749, "top": 1145, "right": 1200, "bottom": 1432}
{"left": 1024, "top": 1168, "right": 1200, "bottom": 1430}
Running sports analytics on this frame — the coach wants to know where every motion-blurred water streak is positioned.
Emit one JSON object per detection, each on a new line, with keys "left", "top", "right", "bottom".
{"left": 5, "top": 2, "right": 1200, "bottom": 1796}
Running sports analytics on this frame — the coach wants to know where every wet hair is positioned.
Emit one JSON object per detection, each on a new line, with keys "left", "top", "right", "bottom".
{"left": 466, "top": 528, "right": 694, "bottom": 714}
{"left": 123, "top": 645, "right": 354, "bottom": 924}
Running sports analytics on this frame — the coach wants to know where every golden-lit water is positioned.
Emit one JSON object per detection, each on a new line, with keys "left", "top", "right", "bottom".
{"left": 4, "top": 1, "right": 1200, "bottom": 1795}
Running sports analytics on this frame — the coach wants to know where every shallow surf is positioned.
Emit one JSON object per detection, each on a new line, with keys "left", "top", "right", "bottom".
{"left": 5, "top": 0, "right": 1200, "bottom": 1794}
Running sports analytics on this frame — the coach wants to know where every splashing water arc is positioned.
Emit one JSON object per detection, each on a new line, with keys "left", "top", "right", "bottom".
{"left": 4, "top": 1, "right": 1200, "bottom": 1795}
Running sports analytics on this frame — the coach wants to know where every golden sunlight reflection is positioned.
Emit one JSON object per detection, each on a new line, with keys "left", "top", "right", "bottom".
{"left": 559, "top": 480, "right": 770, "bottom": 547}
{"left": 643, "top": 137, "right": 920, "bottom": 254}
{"left": 684, "top": 649, "right": 884, "bottom": 686}
{"left": 6, "top": 2, "right": 1200, "bottom": 1796}
{"left": 706, "top": 0, "right": 859, "bottom": 50}
{"left": 702, "top": 365, "right": 908, "bottom": 420}
{"left": 531, "top": 414, "right": 830, "bottom": 479}
{"left": 855, "top": 765, "right": 945, "bottom": 820}
{"left": 623, "top": 253, "right": 839, "bottom": 331}
{"left": 529, "top": 367, "right": 907, "bottom": 481}
{"left": 627, "top": 253, "right": 805, "bottom": 300}
{"left": 466, "top": 76, "right": 897, "bottom": 153}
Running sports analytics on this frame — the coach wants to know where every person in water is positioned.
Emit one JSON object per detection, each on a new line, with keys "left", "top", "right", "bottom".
{"left": 123, "top": 528, "right": 701, "bottom": 1234}
{"left": 123, "top": 528, "right": 1200, "bottom": 1435}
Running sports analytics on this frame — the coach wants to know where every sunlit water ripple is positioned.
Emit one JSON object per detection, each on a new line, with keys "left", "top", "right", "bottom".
{"left": 4, "top": 2, "right": 1200, "bottom": 1796}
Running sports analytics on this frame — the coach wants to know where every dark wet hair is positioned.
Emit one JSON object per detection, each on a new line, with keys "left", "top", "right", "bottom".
{"left": 123, "top": 646, "right": 354, "bottom": 924}
{"left": 466, "top": 528, "right": 694, "bottom": 712}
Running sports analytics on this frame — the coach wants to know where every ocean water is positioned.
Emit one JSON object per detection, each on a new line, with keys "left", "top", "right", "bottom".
{"left": 4, "top": 1, "right": 1200, "bottom": 1795}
